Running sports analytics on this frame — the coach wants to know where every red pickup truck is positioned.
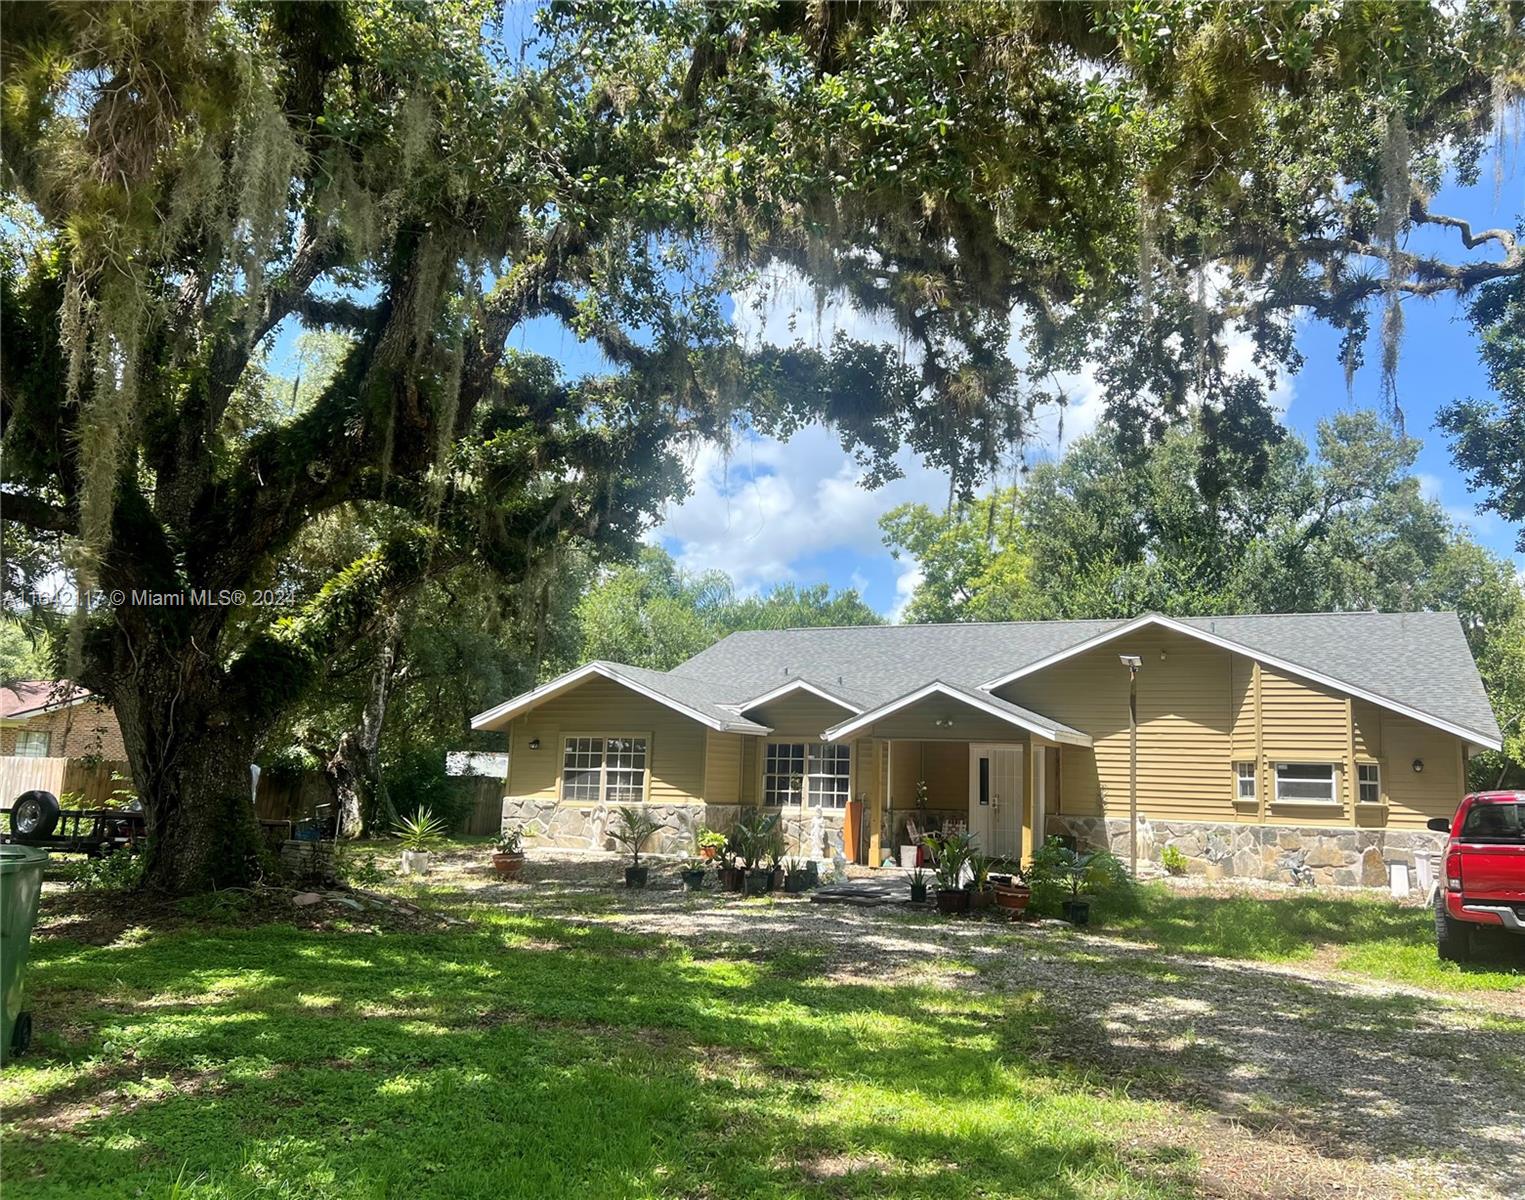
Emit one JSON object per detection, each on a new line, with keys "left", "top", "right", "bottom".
{"left": 1428, "top": 791, "right": 1525, "bottom": 962}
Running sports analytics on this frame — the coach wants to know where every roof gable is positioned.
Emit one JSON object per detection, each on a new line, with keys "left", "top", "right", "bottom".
{"left": 979, "top": 612, "right": 1502, "bottom": 750}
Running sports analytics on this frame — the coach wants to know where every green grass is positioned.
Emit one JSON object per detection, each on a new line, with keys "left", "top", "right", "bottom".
{"left": 1103, "top": 884, "right": 1525, "bottom": 993}
{"left": 4, "top": 901, "right": 1195, "bottom": 1199}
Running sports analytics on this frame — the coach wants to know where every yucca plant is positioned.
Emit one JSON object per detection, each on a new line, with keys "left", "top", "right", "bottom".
{"left": 394, "top": 807, "right": 447, "bottom": 852}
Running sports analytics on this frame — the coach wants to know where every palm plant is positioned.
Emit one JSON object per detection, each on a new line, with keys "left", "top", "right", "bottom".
{"left": 926, "top": 830, "right": 974, "bottom": 891}
{"left": 611, "top": 806, "right": 663, "bottom": 867}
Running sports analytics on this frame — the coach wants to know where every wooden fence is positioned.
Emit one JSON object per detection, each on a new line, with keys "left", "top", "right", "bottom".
{"left": 0, "top": 757, "right": 134, "bottom": 807}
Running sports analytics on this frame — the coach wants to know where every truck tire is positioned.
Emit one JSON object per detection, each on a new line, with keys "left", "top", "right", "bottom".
{"left": 9, "top": 790, "right": 61, "bottom": 838}
{"left": 1435, "top": 891, "right": 1471, "bottom": 963}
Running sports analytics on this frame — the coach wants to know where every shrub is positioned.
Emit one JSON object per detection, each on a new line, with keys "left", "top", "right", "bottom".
{"left": 68, "top": 848, "right": 144, "bottom": 892}
{"left": 386, "top": 748, "right": 474, "bottom": 831}
{"left": 1160, "top": 844, "right": 1189, "bottom": 876}
{"left": 393, "top": 807, "right": 447, "bottom": 852}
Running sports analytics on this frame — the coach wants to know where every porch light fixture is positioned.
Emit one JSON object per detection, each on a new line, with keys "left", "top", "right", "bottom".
{"left": 934, "top": 717, "right": 954, "bottom": 729}
{"left": 1412, "top": 758, "right": 1423, "bottom": 773}
{"left": 528, "top": 738, "right": 541, "bottom": 751}
{"left": 1120, "top": 655, "right": 1142, "bottom": 877}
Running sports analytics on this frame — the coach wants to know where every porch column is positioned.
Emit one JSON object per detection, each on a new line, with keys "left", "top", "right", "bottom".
{"left": 1022, "top": 738, "right": 1037, "bottom": 862}
{"left": 867, "top": 737, "right": 883, "bottom": 868}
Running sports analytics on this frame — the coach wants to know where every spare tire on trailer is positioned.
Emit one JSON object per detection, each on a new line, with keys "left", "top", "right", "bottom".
{"left": 9, "top": 791, "right": 61, "bottom": 838}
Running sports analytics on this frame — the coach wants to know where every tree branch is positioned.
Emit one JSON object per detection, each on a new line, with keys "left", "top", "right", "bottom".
{"left": 1, "top": 489, "right": 76, "bottom": 534}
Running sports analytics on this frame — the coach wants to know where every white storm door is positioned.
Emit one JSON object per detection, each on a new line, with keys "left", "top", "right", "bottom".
{"left": 969, "top": 744, "right": 1024, "bottom": 858}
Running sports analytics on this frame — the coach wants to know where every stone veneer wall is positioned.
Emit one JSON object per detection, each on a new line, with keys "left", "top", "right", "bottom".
{"left": 503, "top": 797, "right": 846, "bottom": 857}
{"left": 1046, "top": 813, "right": 1445, "bottom": 890}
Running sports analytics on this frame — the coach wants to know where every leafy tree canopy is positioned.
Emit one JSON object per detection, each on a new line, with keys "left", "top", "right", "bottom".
{"left": 577, "top": 546, "right": 881, "bottom": 671}
{"left": 1438, "top": 275, "right": 1525, "bottom": 553}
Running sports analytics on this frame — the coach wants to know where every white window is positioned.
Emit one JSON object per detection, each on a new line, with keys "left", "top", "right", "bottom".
{"left": 763, "top": 742, "right": 806, "bottom": 805}
{"left": 808, "top": 743, "right": 851, "bottom": 808}
{"left": 14, "top": 730, "right": 50, "bottom": 757}
{"left": 1235, "top": 762, "right": 1257, "bottom": 802}
{"left": 1274, "top": 762, "right": 1337, "bottom": 805}
{"left": 560, "top": 736, "right": 647, "bottom": 804}
{"left": 1357, "top": 762, "right": 1381, "bottom": 805}
{"left": 764, "top": 741, "right": 851, "bottom": 808}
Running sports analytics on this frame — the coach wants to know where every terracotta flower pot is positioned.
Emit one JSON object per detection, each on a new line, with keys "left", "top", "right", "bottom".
{"left": 492, "top": 852, "right": 525, "bottom": 879}
{"left": 993, "top": 883, "right": 1031, "bottom": 913}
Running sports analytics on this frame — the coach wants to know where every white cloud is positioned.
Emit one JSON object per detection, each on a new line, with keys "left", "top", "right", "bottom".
{"left": 653, "top": 428, "right": 950, "bottom": 595}
{"left": 888, "top": 560, "right": 924, "bottom": 624}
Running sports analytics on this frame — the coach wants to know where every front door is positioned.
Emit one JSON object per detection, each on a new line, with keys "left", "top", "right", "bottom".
{"left": 968, "top": 744, "right": 1024, "bottom": 858}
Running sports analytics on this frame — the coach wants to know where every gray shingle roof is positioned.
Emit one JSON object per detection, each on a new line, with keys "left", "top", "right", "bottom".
{"left": 671, "top": 611, "right": 1500, "bottom": 746}
{"left": 476, "top": 611, "right": 1500, "bottom": 748}
{"left": 819, "top": 678, "right": 1092, "bottom": 745}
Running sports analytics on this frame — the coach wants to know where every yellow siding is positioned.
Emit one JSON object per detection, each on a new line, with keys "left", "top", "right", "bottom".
{"left": 740, "top": 736, "right": 759, "bottom": 805}
{"left": 1261, "top": 667, "right": 1348, "bottom": 761}
{"left": 1229, "top": 655, "right": 1255, "bottom": 758}
{"left": 1352, "top": 700, "right": 1384, "bottom": 759}
{"left": 998, "top": 628, "right": 1232, "bottom": 823}
{"left": 744, "top": 692, "right": 856, "bottom": 735}
{"left": 1377, "top": 715, "right": 1465, "bottom": 829}
{"left": 704, "top": 730, "right": 743, "bottom": 804}
{"left": 503, "top": 677, "right": 706, "bottom": 805}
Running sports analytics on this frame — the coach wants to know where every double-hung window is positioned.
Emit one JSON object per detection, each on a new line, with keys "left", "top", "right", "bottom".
{"left": 1357, "top": 763, "right": 1381, "bottom": 805}
{"left": 561, "top": 736, "right": 648, "bottom": 804}
{"left": 1273, "top": 762, "right": 1338, "bottom": 805}
{"left": 764, "top": 741, "right": 851, "bottom": 808}
{"left": 1234, "top": 762, "right": 1257, "bottom": 802}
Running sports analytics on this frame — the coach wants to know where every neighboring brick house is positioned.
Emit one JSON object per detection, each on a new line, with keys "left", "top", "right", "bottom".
{"left": 0, "top": 681, "right": 127, "bottom": 761}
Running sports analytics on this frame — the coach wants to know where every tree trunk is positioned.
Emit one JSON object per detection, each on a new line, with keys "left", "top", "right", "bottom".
{"left": 325, "top": 616, "right": 402, "bottom": 839}
{"left": 110, "top": 666, "right": 266, "bottom": 894}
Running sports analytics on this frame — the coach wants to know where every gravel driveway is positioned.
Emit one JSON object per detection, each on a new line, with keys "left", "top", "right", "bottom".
{"left": 417, "top": 847, "right": 1525, "bottom": 1200}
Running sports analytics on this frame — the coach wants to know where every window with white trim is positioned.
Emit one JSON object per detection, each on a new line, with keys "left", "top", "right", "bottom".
{"left": 1234, "top": 761, "right": 1257, "bottom": 802}
{"left": 764, "top": 741, "right": 851, "bottom": 808}
{"left": 1274, "top": 762, "right": 1337, "bottom": 804}
{"left": 14, "top": 730, "right": 50, "bottom": 757}
{"left": 763, "top": 742, "right": 806, "bottom": 805}
{"left": 808, "top": 743, "right": 851, "bottom": 808}
{"left": 560, "top": 736, "right": 647, "bottom": 803}
{"left": 1357, "top": 762, "right": 1381, "bottom": 805}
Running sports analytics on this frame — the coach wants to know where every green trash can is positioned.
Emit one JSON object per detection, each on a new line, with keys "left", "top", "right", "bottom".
{"left": 1, "top": 844, "right": 49, "bottom": 1063}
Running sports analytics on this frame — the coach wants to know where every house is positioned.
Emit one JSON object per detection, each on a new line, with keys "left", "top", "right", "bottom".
{"left": 471, "top": 612, "right": 1502, "bottom": 886}
{"left": 0, "top": 681, "right": 127, "bottom": 760}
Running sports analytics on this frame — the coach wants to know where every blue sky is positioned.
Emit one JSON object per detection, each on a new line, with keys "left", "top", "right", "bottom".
{"left": 504, "top": 159, "right": 1523, "bottom": 619}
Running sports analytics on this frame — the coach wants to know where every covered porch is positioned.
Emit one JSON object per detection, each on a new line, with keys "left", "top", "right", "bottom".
{"left": 822, "top": 680, "right": 1091, "bottom": 868}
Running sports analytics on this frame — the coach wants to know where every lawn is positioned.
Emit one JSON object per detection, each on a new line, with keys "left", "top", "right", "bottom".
{"left": 1101, "top": 882, "right": 1525, "bottom": 993}
{"left": 2, "top": 848, "right": 1521, "bottom": 1200}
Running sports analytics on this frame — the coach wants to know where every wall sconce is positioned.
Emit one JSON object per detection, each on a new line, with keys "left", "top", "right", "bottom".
{"left": 1411, "top": 758, "right": 1423, "bottom": 773}
{"left": 933, "top": 717, "right": 953, "bottom": 729}
{"left": 528, "top": 738, "right": 541, "bottom": 751}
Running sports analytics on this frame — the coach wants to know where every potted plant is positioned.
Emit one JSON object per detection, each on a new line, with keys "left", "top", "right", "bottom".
{"left": 394, "top": 807, "right": 446, "bottom": 874}
{"left": 696, "top": 827, "right": 728, "bottom": 862}
{"left": 492, "top": 826, "right": 526, "bottom": 878}
{"left": 991, "top": 866, "right": 1032, "bottom": 914}
{"left": 908, "top": 867, "right": 928, "bottom": 904}
{"left": 717, "top": 836, "right": 744, "bottom": 892}
{"left": 765, "top": 829, "right": 787, "bottom": 891}
{"left": 928, "top": 831, "right": 973, "bottom": 915}
{"left": 967, "top": 852, "right": 995, "bottom": 911}
{"left": 803, "top": 858, "right": 820, "bottom": 888}
{"left": 782, "top": 856, "right": 808, "bottom": 893}
{"left": 611, "top": 805, "right": 664, "bottom": 888}
{"left": 1056, "top": 846, "right": 1097, "bottom": 925}
{"left": 732, "top": 810, "right": 779, "bottom": 896}
{"left": 680, "top": 856, "right": 707, "bottom": 892}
